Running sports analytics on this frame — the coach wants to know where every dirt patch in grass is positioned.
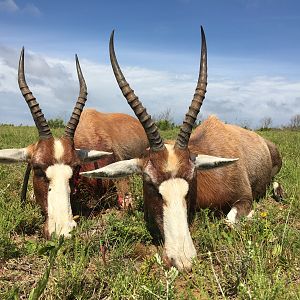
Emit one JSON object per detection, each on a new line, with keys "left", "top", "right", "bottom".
{"left": 0, "top": 255, "right": 47, "bottom": 295}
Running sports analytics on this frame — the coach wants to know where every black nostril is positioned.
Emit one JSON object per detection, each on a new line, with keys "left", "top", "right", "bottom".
{"left": 48, "top": 188, "right": 51, "bottom": 192}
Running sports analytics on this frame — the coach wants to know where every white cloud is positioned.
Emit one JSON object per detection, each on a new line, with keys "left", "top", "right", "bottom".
{"left": 0, "top": 0, "right": 41, "bottom": 16}
{"left": 0, "top": 45, "right": 299, "bottom": 128}
{"left": 205, "top": 76, "right": 300, "bottom": 127}
{"left": 23, "top": 3, "right": 41, "bottom": 16}
{"left": 0, "top": 0, "right": 18, "bottom": 12}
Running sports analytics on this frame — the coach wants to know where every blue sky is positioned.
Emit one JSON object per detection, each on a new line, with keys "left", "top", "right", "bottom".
{"left": 0, "top": 0, "right": 300, "bottom": 127}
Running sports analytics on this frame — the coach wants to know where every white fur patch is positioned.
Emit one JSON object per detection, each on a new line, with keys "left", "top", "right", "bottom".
{"left": 46, "top": 164, "right": 76, "bottom": 237}
{"left": 54, "top": 140, "right": 64, "bottom": 162}
{"left": 273, "top": 181, "right": 279, "bottom": 190}
{"left": 226, "top": 207, "right": 238, "bottom": 225}
{"left": 164, "top": 144, "right": 179, "bottom": 176}
{"left": 159, "top": 178, "right": 196, "bottom": 271}
{"left": 247, "top": 210, "right": 254, "bottom": 219}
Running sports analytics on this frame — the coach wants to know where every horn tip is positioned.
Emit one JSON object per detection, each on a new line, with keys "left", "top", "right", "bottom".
{"left": 18, "top": 47, "right": 25, "bottom": 76}
{"left": 200, "top": 26, "right": 206, "bottom": 39}
{"left": 75, "top": 54, "right": 81, "bottom": 69}
{"left": 20, "top": 47, "right": 25, "bottom": 60}
{"left": 75, "top": 54, "right": 81, "bottom": 72}
{"left": 200, "top": 26, "right": 207, "bottom": 49}
{"left": 110, "top": 29, "right": 115, "bottom": 43}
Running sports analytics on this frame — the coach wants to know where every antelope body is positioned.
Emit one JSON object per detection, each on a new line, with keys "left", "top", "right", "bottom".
{"left": 75, "top": 108, "right": 148, "bottom": 180}
{"left": 73, "top": 108, "right": 148, "bottom": 206}
{"left": 189, "top": 115, "right": 281, "bottom": 210}
{"left": 81, "top": 28, "right": 282, "bottom": 271}
{"left": 75, "top": 109, "right": 147, "bottom": 161}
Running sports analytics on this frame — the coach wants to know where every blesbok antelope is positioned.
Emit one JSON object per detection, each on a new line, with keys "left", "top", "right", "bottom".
{"left": 0, "top": 49, "right": 113, "bottom": 238}
{"left": 81, "top": 28, "right": 282, "bottom": 271}
{"left": 19, "top": 57, "right": 149, "bottom": 212}
{"left": 21, "top": 107, "right": 149, "bottom": 209}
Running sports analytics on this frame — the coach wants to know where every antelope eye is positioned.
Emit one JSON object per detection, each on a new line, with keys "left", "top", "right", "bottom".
{"left": 143, "top": 172, "right": 152, "bottom": 182}
{"left": 189, "top": 153, "right": 197, "bottom": 163}
{"left": 72, "top": 164, "right": 81, "bottom": 170}
{"left": 34, "top": 168, "right": 46, "bottom": 178}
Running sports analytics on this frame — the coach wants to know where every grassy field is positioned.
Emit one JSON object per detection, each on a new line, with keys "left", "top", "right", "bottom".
{"left": 0, "top": 125, "right": 299, "bottom": 299}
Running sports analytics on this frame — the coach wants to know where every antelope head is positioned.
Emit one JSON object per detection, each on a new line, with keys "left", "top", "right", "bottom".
{"left": 81, "top": 28, "right": 238, "bottom": 271}
{"left": 0, "top": 49, "right": 112, "bottom": 238}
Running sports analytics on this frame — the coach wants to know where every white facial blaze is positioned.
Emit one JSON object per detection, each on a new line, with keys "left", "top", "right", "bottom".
{"left": 159, "top": 178, "right": 196, "bottom": 271}
{"left": 54, "top": 140, "right": 64, "bottom": 161}
{"left": 45, "top": 164, "right": 76, "bottom": 237}
{"left": 164, "top": 144, "right": 179, "bottom": 176}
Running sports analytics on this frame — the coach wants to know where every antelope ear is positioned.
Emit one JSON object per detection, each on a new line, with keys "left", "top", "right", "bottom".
{"left": 80, "top": 158, "right": 142, "bottom": 178}
{"left": 76, "top": 149, "right": 113, "bottom": 162}
{"left": 0, "top": 147, "right": 31, "bottom": 164}
{"left": 194, "top": 154, "right": 239, "bottom": 170}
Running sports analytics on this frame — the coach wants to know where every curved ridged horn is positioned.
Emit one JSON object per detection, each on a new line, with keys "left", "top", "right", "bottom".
{"left": 109, "top": 30, "right": 165, "bottom": 151}
{"left": 64, "top": 55, "right": 87, "bottom": 139}
{"left": 18, "top": 47, "right": 52, "bottom": 139}
{"left": 21, "top": 163, "right": 31, "bottom": 204}
{"left": 175, "top": 26, "right": 207, "bottom": 149}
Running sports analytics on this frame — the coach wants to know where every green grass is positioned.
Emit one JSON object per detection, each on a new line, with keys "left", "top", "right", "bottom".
{"left": 0, "top": 125, "right": 299, "bottom": 299}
